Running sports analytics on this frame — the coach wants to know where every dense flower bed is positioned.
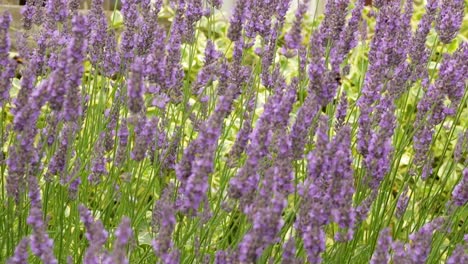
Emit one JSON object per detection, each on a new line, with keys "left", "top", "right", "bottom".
{"left": 0, "top": 0, "right": 467, "bottom": 263}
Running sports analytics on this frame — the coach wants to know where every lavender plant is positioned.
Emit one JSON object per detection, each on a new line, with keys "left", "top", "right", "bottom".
{"left": 0, "top": 0, "right": 467, "bottom": 263}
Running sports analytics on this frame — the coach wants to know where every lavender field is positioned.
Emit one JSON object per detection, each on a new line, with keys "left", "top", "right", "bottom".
{"left": 0, "top": 0, "right": 467, "bottom": 263}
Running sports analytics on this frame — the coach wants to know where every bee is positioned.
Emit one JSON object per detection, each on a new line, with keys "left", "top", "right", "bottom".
{"left": 335, "top": 75, "right": 342, "bottom": 85}
{"left": 11, "top": 55, "right": 25, "bottom": 79}
{"left": 12, "top": 55, "right": 24, "bottom": 65}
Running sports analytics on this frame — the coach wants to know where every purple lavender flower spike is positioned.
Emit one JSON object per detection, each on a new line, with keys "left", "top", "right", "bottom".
{"left": 356, "top": 191, "right": 377, "bottom": 221}
{"left": 21, "top": 0, "right": 35, "bottom": 30}
{"left": 330, "top": 126, "right": 357, "bottom": 240}
{"left": 452, "top": 168, "right": 468, "bottom": 207}
{"left": 414, "top": 44, "right": 468, "bottom": 178}
{"left": 7, "top": 238, "right": 29, "bottom": 264}
{"left": 48, "top": 49, "right": 68, "bottom": 111}
{"left": 115, "top": 119, "right": 129, "bottom": 166}
{"left": 335, "top": 91, "right": 348, "bottom": 129}
{"left": 330, "top": 0, "right": 364, "bottom": 71}
{"left": 447, "top": 240, "right": 468, "bottom": 264}
{"left": 319, "top": 0, "right": 351, "bottom": 48}
{"left": 64, "top": 14, "right": 88, "bottom": 123}
{"left": 229, "top": 86, "right": 280, "bottom": 200}
{"left": 45, "top": 0, "right": 68, "bottom": 24}
{"left": 0, "top": 11, "right": 17, "bottom": 107}
{"left": 192, "top": 40, "right": 221, "bottom": 95}
{"left": 103, "top": 30, "right": 120, "bottom": 77}
{"left": 88, "top": 0, "right": 109, "bottom": 66}
{"left": 215, "top": 250, "right": 235, "bottom": 264}
{"left": 290, "top": 91, "right": 320, "bottom": 159}
{"left": 364, "top": 96, "right": 395, "bottom": 189}
{"left": 0, "top": 11, "right": 11, "bottom": 66}
{"left": 370, "top": 228, "right": 392, "bottom": 264}
{"left": 357, "top": 0, "right": 411, "bottom": 156}
{"left": 184, "top": 0, "right": 204, "bottom": 42}
{"left": 276, "top": 0, "right": 292, "bottom": 23}
{"left": 163, "top": 2, "right": 185, "bottom": 100}
{"left": 88, "top": 133, "right": 108, "bottom": 184}
{"left": 178, "top": 48, "right": 251, "bottom": 212}
{"left": 210, "top": 0, "right": 223, "bottom": 9}
{"left": 152, "top": 185, "right": 178, "bottom": 263}
{"left": 48, "top": 123, "right": 74, "bottom": 183}
{"left": 128, "top": 57, "right": 145, "bottom": 114}
{"left": 409, "top": 0, "right": 438, "bottom": 82}
{"left": 28, "top": 176, "right": 58, "bottom": 264}
{"left": 14, "top": 78, "right": 49, "bottom": 132}
{"left": 179, "top": 95, "right": 233, "bottom": 211}
{"left": 6, "top": 145, "right": 25, "bottom": 203}
{"left": 454, "top": 130, "right": 468, "bottom": 163}
{"left": 392, "top": 218, "right": 444, "bottom": 263}
{"left": 120, "top": 0, "right": 138, "bottom": 62}
{"left": 297, "top": 116, "right": 357, "bottom": 262}
{"left": 282, "top": 237, "right": 302, "bottom": 264}
{"left": 284, "top": 1, "right": 308, "bottom": 50}
{"left": 104, "top": 106, "right": 119, "bottom": 152}
{"left": 131, "top": 116, "right": 158, "bottom": 162}
{"left": 395, "top": 186, "right": 409, "bottom": 219}
{"left": 261, "top": 23, "right": 282, "bottom": 87}
{"left": 236, "top": 177, "right": 286, "bottom": 263}
{"left": 79, "top": 205, "right": 109, "bottom": 264}
{"left": 68, "top": 175, "right": 81, "bottom": 200}
{"left": 104, "top": 217, "right": 133, "bottom": 264}
{"left": 391, "top": 241, "right": 407, "bottom": 264}
{"left": 244, "top": 0, "right": 286, "bottom": 39}
{"left": 228, "top": 0, "right": 248, "bottom": 41}
{"left": 69, "top": 0, "right": 81, "bottom": 15}
{"left": 146, "top": 26, "right": 166, "bottom": 84}
{"left": 436, "top": 0, "right": 465, "bottom": 44}
{"left": 408, "top": 218, "right": 444, "bottom": 263}
{"left": 227, "top": 97, "right": 255, "bottom": 167}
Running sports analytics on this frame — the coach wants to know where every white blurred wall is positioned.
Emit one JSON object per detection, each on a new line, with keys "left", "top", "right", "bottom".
{"left": 221, "top": 0, "right": 326, "bottom": 15}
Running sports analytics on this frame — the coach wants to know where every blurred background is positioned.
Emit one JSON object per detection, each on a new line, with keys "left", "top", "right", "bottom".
{"left": 0, "top": 0, "right": 326, "bottom": 15}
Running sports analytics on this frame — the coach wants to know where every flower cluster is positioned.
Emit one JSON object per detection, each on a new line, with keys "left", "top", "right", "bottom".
{"left": 1, "top": 0, "right": 466, "bottom": 263}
